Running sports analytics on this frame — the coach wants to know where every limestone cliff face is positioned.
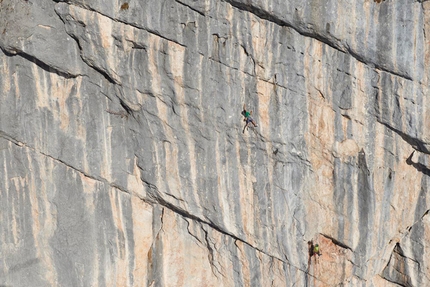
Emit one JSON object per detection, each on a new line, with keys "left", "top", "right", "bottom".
{"left": 1, "top": 0, "right": 429, "bottom": 286}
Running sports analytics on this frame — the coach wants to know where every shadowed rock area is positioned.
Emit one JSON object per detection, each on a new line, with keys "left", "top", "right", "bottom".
{"left": 1, "top": 0, "right": 430, "bottom": 286}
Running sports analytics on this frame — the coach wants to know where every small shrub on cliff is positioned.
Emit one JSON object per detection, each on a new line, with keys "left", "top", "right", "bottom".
{"left": 120, "top": 2, "right": 129, "bottom": 11}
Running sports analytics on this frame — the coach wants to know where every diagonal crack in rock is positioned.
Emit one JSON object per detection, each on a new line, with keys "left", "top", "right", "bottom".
{"left": 0, "top": 130, "right": 131, "bottom": 196}
{"left": 222, "top": 0, "right": 414, "bottom": 82}
{"left": 0, "top": 46, "right": 85, "bottom": 79}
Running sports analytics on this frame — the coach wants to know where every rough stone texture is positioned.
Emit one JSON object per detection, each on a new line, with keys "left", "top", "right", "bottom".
{"left": 1, "top": 0, "right": 430, "bottom": 286}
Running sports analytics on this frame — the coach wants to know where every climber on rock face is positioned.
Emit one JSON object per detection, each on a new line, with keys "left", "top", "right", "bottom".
{"left": 313, "top": 244, "right": 321, "bottom": 255}
{"left": 241, "top": 104, "right": 258, "bottom": 133}
{"left": 309, "top": 244, "right": 321, "bottom": 263}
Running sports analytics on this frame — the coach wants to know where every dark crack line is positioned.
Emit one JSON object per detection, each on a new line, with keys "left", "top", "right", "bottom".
{"left": 139, "top": 176, "right": 288, "bottom": 263}
{"left": 421, "top": 209, "right": 430, "bottom": 220}
{"left": 175, "top": 0, "right": 205, "bottom": 17}
{"left": 292, "top": 260, "right": 332, "bottom": 287}
{"left": 221, "top": 0, "right": 414, "bottom": 82}
{"left": 346, "top": 46, "right": 412, "bottom": 81}
{"left": 59, "top": 2, "right": 307, "bottom": 98}
{"left": 378, "top": 120, "right": 430, "bottom": 155}
{"left": 64, "top": 3, "right": 186, "bottom": 48}
{"left": 54, "top": 7, "right": 119, "bottom": 85}
{"left": 208, "top": 56, "right": 307, "bottom": 96}
{"left": 38, "top": 150, "right": 132, "bottom": 195}
{"left": 138, "top": 171, "right": 334, "bottom": 285}
{"left": 402, "top": 208, "right": 430, "bottom": 239}
{"left": 3, "top": 129, "right": 328, "bottom": 285}
{"left": 87, "top": 61, "right": 120, "bottom": 85}
{"left": 208, "top": 56, "right": 254, "bottom": 78}
{"left": 185, "top": 219, "right": 204, "bottom": 246}
{"left": 406, "top": 151, "right": 430, "bottom": 176}
{"left": 393, "top": 249, "right": 421, "bottom": 268}
{"left": 0, "top": 47, "right": 85, "bottom": 79}
{"left": 163, "top": 191, "right": 185, "bottom": 202}
{"left": 147, "top": 207, "right": 165, "bottom": 267}
{"left": 160, "top": 207, "right": 165, "bottom": 231}
{"left": 0, "top": 131, "right": 22, "bottom": 147}
{"left": 380, "top": 274, "right": 410, "bottom": 287}
{"left": 240, "top": 44, "right": 256, "bottom": 75}
{"left": 0, "top": 130, "right": 131, "bottom": 196}
{"left": 56, "top": 3, "right": 186, "bottom": 86}
{"left": 201, "top": 223, "right": 223, "bottom": 279}
{"left": 320, "top": 233, "right": 353, "bottom": 251}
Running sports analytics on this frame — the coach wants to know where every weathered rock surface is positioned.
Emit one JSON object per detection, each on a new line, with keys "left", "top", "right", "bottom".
{"left": 1, "top": 0, "right": 430, "bottom": 286}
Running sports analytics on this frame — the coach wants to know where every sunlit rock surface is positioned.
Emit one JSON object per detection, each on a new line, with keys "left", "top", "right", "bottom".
{"left": 1, "top": 0, "right": 430, "bottom": 286}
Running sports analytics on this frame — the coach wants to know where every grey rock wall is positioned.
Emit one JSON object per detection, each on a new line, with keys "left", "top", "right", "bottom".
{"left": 1, "top": 0, "right": 430, "bottom": 286}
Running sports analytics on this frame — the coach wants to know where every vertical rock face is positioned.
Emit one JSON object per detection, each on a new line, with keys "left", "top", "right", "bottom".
{"left": 1, "top": 0, "right": 429, "bottom": 286}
